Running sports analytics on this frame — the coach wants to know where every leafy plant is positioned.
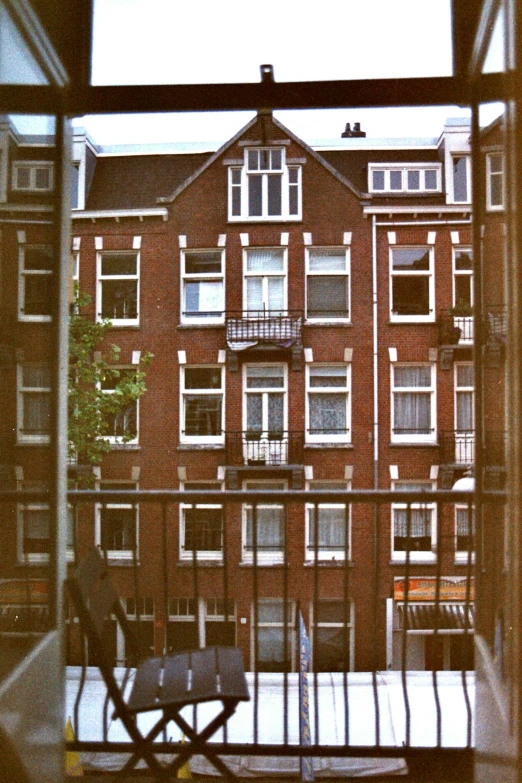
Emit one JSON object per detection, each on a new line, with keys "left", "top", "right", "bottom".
{"left": 68, "top": 290, "right": 152, "bottom": 469}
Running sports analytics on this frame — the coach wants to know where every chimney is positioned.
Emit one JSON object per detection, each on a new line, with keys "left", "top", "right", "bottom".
{"left": 341, "top": 122, "right": 366, "bottom": 138}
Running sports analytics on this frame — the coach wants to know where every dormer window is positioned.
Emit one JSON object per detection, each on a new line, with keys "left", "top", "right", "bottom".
{"left": 12, "top": 162, "right": 54, "bottom": 192}
{"left": 369, "top": 164, "right": 441, "bottom": 194}
{"left": 229, "top": 148, "right": 301, "bottom": 221}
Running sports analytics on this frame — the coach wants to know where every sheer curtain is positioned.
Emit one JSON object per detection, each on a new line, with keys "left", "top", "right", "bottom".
{"left": 310, "top": 393, "right": 346, "bottom": 433}
{"left": 246, "top": 506, "right": 283, "bottom": 549}
{"left": 308, "top": 507, "right": 346, "bottom": 548}
{"left": 394, "top": 366, "right": 431, "bottom": 433}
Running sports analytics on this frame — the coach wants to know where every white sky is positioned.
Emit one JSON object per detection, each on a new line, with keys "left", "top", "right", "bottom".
{"left": 72, "top": 0, "right": 502, "bottom": 145}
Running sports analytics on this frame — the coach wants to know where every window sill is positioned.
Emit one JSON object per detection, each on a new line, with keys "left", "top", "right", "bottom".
{"left": 304, "top": 321, "right": 353, "bottom": 327}
{"left": 18, "top": 316, "right": 52, "bottom": 323}
{"left": 388, "top": 442, "right": 438, "bottom": 448}
{"left": 109, "top": 443, "right": 141, "bottom": 451}
{"left": 178, "top": 444, "right": 225, "bottom": 451}
{"left": 17, "top": 440, "right": 50, "bottom": 447}
{"left": 177, "top": 323, "right": 225, "bottom": 330}
{"left": 388, "top": 319, "right": 435, "bottom": 325}
{"left": 390, "top": 557, "right": 436, "bottom": 565}
{"left": 239, "top": 561, "right": 287, "bottom": 567}
{"left": 177, "top": 560, "right": 223, "bottom": 567}
{"left": 304, "top": 560, "right": 354, "bottom": 567}
{"left": 227, "top": 217, "right": 303, "bottom": 224}
{"left": 304, "top": 443, "right": 353, "bottom": 449}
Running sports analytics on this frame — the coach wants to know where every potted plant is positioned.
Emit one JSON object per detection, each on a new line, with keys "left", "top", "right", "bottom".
{"left": 450, "top": 299, "right": 473, "bottom": 317}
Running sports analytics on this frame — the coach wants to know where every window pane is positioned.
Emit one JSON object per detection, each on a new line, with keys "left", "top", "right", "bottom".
{"left": 392, "top": 248, "right": 430, "bottom": 270}
{"left": 23, "top": 394, "right": 50, "bottom": 433}
{"left": 270, "top": 149, "right": 282, "bottom": 169}
{"left": 392, "top": 276, "right": 430, "bottom": 315}
{"left": 24, "top": 275, "right": 51, "bottom": 316}
{"left": 425, "top": 169, "right": 438, "bottom": 190}
{"left": 267, "top": 276, "right": 284, "bottom": 311}
{"left": 185, "top": 368, "right": 222, "bottom": 389}
{"left": 247, "top": 366, "right": 284, "bottom": 388}
{"left": 101, "top": 508, "right": 136, "bottom": 550}
{"left": 267, "top": 174, "right": 282, "bottom": 215}
{"left": 309, "top": 366, "right": 347, "bottom": 387}
{"left": 247, "top": 150, "right": 259, "bottom": 170}
{"left": 308, "top": 277, "right": 348, "bottom": 317}
{"left": 456, "top": 391, "right": 473, "bottom": 430}
{"left": 453, "top": 156, "right": 468, "bottom": 202}
{"left": 407, "top": 170, "right": 420, "bottom": 190}
{"left": 246, "top": 394, "right": 263, "bottom": 430}
{"left": 308, "top": 251, "right": 346, "bottom": 272}
{"left": 185, "top": 280, "right": 223, "bottom": 315}
{"left": 101, "top": 280, "right": 137, "bottom": 319}
{"left": 372, "top": 170, "right": 385, "bottom": 190}
{"left": 268, "top": 393, "right": 284, "bottom": 431}
{"left": 184, "top": 508, "right": 222, "bottom": 551}
{"left": 310, "top": 394, "right": 346, "bottom": 433}
{"left": 454, "top": 250, "right": 473, "bottom": 270}
{"left": 390, "top": 170, "right": 402, "bottom": 190}
{"left": 185, "top": 252, "right": 222, "bottom": 274}
{"left": 101, "top": 254, "right": 137, "bottom": 276}
{"left": 184, "top": 396, "right": 222, "bottom": 435}
{"left": 248, "top": 174, "right": 262, "bottom": 216}
{"left": 22, "top": 365, "right": 50, "bottom": 387}
{"left": 25, "top": 246, "right": 52, "bottom": 270}
{"left": 247, "top": 249, "right": 284, "bottom": 272}
{"left": 456, "top": 364, "right": 474, "bottom": 387}
{"left": 394, "top": 366, "right": 432, "bottom": 387}
{"left": 309, "top": 507, "right": 346, "bottom": 548}
{"left": 394, "top": 392, "right": 431, "bottom": 433}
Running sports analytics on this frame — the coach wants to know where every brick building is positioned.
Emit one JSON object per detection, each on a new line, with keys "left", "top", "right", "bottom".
{"left": 0, "top": 109, "right": 506, "bottom": 674}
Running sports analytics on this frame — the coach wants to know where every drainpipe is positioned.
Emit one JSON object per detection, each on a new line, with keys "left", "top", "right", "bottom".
{"left": 372, "top": 214, "right": 379, "bottom": 489}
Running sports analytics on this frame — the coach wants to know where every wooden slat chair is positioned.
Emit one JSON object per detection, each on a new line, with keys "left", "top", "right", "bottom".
{"left": 66, "top": 548, "right": 249, "bottom": 780}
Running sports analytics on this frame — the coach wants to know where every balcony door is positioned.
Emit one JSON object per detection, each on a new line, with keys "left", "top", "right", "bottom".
{"left": 243, "top": 365, "right": 287, "bottom": 464}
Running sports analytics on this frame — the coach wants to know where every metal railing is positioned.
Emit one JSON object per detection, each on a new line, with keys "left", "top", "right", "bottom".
{"left": 484, "top": 304, "right": 507, "bottom": 342}
{"left": 439, "top": 430, "right": 506, "bottom": 467}
{"left": 225, "top": 431, "right": 304, "bottom": 466}
{"left": 438, "top": 310, "right": 474, "bottom": 345}
{"left": 225, "top": 310, "right": 303, "bottom": 346}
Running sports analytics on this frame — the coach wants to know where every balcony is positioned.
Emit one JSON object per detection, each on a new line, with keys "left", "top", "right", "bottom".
{"left": 225, "top": 430, "right": 304, "bottom": 488}
{"left": 225, "top": 311, "right": 303, "bottom": 370}
{"left": 437, "top": 310, "right": 473, "bottom": 369}
{"left": 439, "top": 430, "right": 507, "bottom": 488}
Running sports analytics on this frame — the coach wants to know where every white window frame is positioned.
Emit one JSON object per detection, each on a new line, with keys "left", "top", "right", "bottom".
{"left": 390, "top": 246, "right": 435, "bottom": 323}
{"left": 306, "top": 364, "right": 351, "bottom": 444}
{"left": 243, "top": 363, "right": 287, "bottom": 436}
{"left": 454, "top": 362, "right": 475, "bottom": 464}
{"left": 17, "top": 363, "right": 51, "bottom": 444}
{"left": 101, "top": 367, "right": 139, "bottom": 445}
{"left": 17, "top": 487, "right": 74, "bottom": 565}
{"left": 450, "top": 155, "right": 471, "bottom": 204}
{"left": 18, "top": 243, "right": 53, "bottom": 322}
{"left": 96, "top": 250, "right": 140, "bottom": 326}
{"left": 228, "top": 148, "right": 302, "bottom": 222}
{"left": 368, "top": 163, "right": 442, "bottom": 194}
{"left": 452, "top": 247, "right": 474, "bottom": 343}
{"left": 455, "top": 504, "right": 475, "bottom": 563}
{"left": 310, "top": 599, "right": 354, "bottom": 672}
{"left": 95, "top": 482, "right": 138, "bottom": 562}
{"left": 242, "top": 480, "right": 287, "bottom": 564}
{"left": 486, "top": 152, "right": 505, "bottom": 211}
{"left": 180, "top": 366, "right": 224, "bottom": 445}
{"left": 305, "top": 481, "right": 351, "bottom": 561}
{"left": 391, "top": 480, "right": 436, "bottom": 563}
{"left": 180, "top": 248, "right": 225, "bottom": 324}
{"left": 180, "top": 481, "right": 223, "bottom": 561}
{"left": 305, "top": 247, "right": 350, "bottom": 322}
{"left": 243, "top": 247, "right": 287, "bottom": 315}
{"left": 251, "top": 598, "right": 296, "bottom": 672}
{"left": 391, "top": 363, "right": 436, "bottom": 444}
{"left": 12, "top": 161, "right": 54, "bottom": 192}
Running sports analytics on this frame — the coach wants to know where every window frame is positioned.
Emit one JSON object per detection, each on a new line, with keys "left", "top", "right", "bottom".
{"left": 305, "top": 247, "right": 351, "bottom": 322}
{"left": 17, "top": 485, "right": 74, "bottom": 565}
{"left": 243, "top": 247, "right": 287, "bottom": 315}
{"left": 391, "top": 362, "right": 437, "bottom": 444}
{"left": 180, "top": 481, "right": 223, "bottom": 561}
{"left": 95, "top": 482, "right": 138, "bottom": 562}
{"left": 12, "top": 161, "right": 54, "bottom": 192}
{"left": 100, "top": 367, "right": 139, "bottom": 446}
{"left": 389, "top": 245, "right": 435, "bottom": 323}
{"left": 368, "top": 163, "right": 442, "bottom": 194}
{"left": 180, "top": 248, "right": 225, "bottom": 325}
{"left": 180, "top": 365, "right": 225, "bottom": 445}
{"left": 305, "top": 481, "right": 351, "bottom": 561}
{"left": 18, "top": 243, "right": 53, "bottom": 322}
{"left": 450, "top": 154, "right": 471, "bottom": 204}
{"left": 486, "top": 151, "right": 505, "bottom": 211}
{"left": 228, "top": 148, "right": 302, "bottom": 222}
{"left": 391, "top": 480, "right": 437, "bottom": 563}
{"left": 243, "top": 363, "right": 287, "bottom": 437}
{"left": 310, "top": 598, "right": 354, "bottom": 672}
{"left": 96, "top": 249, "right": 140, "bottom": 327}
{"left": 251, "top": 598, "right": 296, "bottom": 672}
{"left": 17, "top": 363, "right": 51, "bottom": 444}
{"left": 242, "top": 480, "right": 287, "bottom": 564}
{"left": 306, "top": 363, "right": 351, "bottom": 444}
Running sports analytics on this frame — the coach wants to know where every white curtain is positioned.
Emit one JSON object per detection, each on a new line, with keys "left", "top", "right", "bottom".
{"left": 308, "top": 507, "right": 346, "bottom": 548}
{"left": 246, "top": 506, "right": 283, "bottom": 549}
{"left": 246, "top": 249, "right": 284, "bottom": 272}
{"left": 310, "top": 393, "right": 346, "bottom": 433}
{"left": 394, "top": 508, "right": 432, "bottom": 537}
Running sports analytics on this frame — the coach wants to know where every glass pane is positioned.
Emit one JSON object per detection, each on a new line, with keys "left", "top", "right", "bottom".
{"left": 0, "top": 4, "right": 49, "bottom": 84}
{"left": 308, "top": 277, "right": 348, "bottom": 317}
{"left": 184, "top": 367, "right": 222, "bottom": 389}
{"left": 309, "top": 251, "right": 346, "bottom": 272}
{"left": 248, "top": 175, "right": 262, "bottom": 216}
{"left": 407, "top": 170, "right": 420, "bottom": 190}
{"left": 247, "top": 366, "right": 284, "bottom": 388}
{"left": 267, "top": 174, "right": 282, "bottom": 216}
{"left": 247, "top": 249, "right": 284, "bottom": 272}
{"left": 309, "top": 366, "right": 347, "bottom": 387}
{"left": 185, "top": 252, "right": 222, "bottom": 274}
{"left": 392, "top": 248, "right": 430, "bottom": 270}
{"left": 101, "top": 254, "right": 137, "bottom": 276}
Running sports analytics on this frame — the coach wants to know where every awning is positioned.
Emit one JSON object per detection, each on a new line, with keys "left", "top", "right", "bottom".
{"left": 398, "top": 603, "right": 474, "bottom": 631}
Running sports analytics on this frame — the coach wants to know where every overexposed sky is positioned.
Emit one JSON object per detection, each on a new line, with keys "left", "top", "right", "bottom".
{"left": 73, "top": 0, "right": 501, "bottom": 145}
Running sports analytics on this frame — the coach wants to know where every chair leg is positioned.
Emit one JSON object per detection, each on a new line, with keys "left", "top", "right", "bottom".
{"left": 167, "top": 702, "right": 240, "bottom": 779}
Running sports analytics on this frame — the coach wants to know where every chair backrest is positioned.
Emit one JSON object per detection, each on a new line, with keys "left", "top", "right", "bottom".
{"left": 66, "top": 548, "right": 141, "bottom": 671}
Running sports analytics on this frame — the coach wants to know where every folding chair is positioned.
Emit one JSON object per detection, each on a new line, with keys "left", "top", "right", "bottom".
{"left": 66, "top": 548, "right": 249, "bottom": 779}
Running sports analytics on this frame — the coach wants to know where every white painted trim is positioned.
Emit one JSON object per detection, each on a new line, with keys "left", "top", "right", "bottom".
{"left": 72, "top": 208, "right": 168, "bottom": 221}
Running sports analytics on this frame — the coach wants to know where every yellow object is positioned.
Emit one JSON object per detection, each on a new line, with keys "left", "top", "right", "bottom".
{"left": 177, "top": 734, "right": 192, "bottom": 779}
{"left": 65, "top": 717, "right": 84, "bottom": 776}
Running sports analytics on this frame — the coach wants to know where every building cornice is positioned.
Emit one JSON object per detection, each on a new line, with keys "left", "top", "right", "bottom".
{"left": 72, "top": 208, "right": 168, "bottom": 222}
{"left": 363, "top": 204, "right": 472, "bottom": 215}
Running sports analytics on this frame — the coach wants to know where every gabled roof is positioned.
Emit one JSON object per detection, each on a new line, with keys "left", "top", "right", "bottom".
{"left": 157, "top": 112, "right": 363, "bottom": 205}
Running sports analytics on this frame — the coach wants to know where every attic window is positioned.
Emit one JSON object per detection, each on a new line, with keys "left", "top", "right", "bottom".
{"left": 229, "top": 148, "right": 301, "bottom": 221}
{"left": 12, "top": 162, "right": 54, "bottom": 192}
{"left": 369, "top": 164, "right": 441, "bottom": 194}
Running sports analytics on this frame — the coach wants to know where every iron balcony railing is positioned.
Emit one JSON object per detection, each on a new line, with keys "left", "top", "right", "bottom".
{"left": 439, "top": 430, "right": 507, "bottom": 467}
{"left": 438, "top": 310, "right": 474, "bottom": 345}
{"left": 225, "top": 430, "right": 304, "bottom": 466}
{"left": 0, "top": 486, "right": 507, "bottom": 779}
{"left": 225, "top": 310, "right": 303, "bottom": 347}
{"left": 484, "top": 304, "right": 507, "bottom": 342}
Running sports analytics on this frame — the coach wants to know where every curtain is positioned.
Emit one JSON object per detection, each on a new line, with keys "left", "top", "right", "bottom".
{"left": 308, "top": 277, "right": 348, "bottom": 316}
{"left": 310, "top": 393, "right": 346, "bottom": 433}
{"left": 394, "top": 508, "right": 432, "bottom": 537}
{"left": 456, "top": 391, "right": 473, "bottom": 431}
{"left": 24, "top": 392, "right": 50, "bottom": 432}
{"left": 456, "top": 507, "right": 475, "bottom": 536}
{"left": 246, "top": 249, "right": 284, "bottom": 272}
{"left": 185, "top": 281, "right": 223, "bottom": 314}
{"left": 308, "top": 507, "right": 346, "bottom": 548}
{"left": 308, "top": 251, "right": 346, "bottom": 271}
{"left": 246, "top": 506, "right": 283, "bottom": 549}
{"left": 394, "top": 392, "right": 431, "bottom": 433}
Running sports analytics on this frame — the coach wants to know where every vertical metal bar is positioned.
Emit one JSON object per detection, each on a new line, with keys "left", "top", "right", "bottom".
{"left": 461, "top": 499, "right": 474, "bottom": 747}
{"left": 312, "top": 501, "right": 320, "bottom": 746}
{"left": 252, "top": 501, "right": 259, "bottom": 745}
{"left": 131, "top": 501, "right": 141, "bottom": 665}
{"left": 400, "top": 502, "right": 412, "bottom": 746}
{"left": 162, "top": 501, "right": 169, "bottom": 656}
{"left": 433, "top": 500, "right": 443, "bottom": 746}
{"left": 282, "top": 499, "right": 289, "bottom": 746}
{"left": 372, "top": 502, "right": 381, "bottom": 746}
{"left": 343, "top": 499, "right": 350, "bottom": 745}
{"left": 222, "top": 497, "right": 229, "bottom": 744}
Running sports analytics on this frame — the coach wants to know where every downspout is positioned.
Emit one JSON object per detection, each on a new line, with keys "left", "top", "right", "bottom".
{"left": 372, "top": 213, "right": 379, "bottom": 489}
